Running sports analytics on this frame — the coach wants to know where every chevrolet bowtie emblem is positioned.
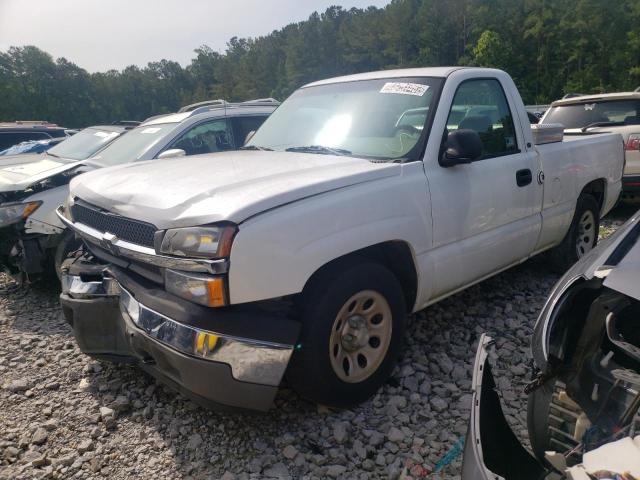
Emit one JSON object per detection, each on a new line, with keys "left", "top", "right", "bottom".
{"left": 101, "top": 232, "right": 120, "bottom": 256}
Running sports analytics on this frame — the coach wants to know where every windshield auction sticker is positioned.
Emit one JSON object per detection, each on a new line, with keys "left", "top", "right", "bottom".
{"left": 380, "top": 82, "right": 429, "bottom": 96}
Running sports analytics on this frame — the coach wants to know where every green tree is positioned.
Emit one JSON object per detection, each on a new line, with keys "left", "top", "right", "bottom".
{"left": 473, "top": 30, "right": 510, "bottom": 69}
{"left": 2, "top": 0, "right": 640, "bottom": 127}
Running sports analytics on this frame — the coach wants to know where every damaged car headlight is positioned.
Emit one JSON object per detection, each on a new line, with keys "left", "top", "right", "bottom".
{"left": 0, "top": 201, "right": 42, "bottom": 228}
{"left": 159, "top": 225, "right": 236, "bottom": 259}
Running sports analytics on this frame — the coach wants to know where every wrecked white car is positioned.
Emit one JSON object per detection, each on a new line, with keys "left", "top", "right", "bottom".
{"left": 0, "top": 101, "right": 276, "bottom": 281}
{"left": 463, "top": 210, "right": 640, "bottom": 479}
{"left": 0, "top": 124, "right": 131, "bottom": 280}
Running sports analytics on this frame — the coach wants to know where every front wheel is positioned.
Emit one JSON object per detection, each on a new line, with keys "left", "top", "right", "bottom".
{"left": 54, "top": 230, "right": 82, "bottom": 280}
{"left": 548, "top": 194, "right": 600, "bottom": 272}
{"left": 287, "top": 261, "right": 406, "bottom": 408}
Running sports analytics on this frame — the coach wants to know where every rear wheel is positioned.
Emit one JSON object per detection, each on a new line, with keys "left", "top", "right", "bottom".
{"left": 548, "top": 194, "right": 599, "bottom": 272}
{"left": 287, "top": 261, "right": 406, "bottom": 407}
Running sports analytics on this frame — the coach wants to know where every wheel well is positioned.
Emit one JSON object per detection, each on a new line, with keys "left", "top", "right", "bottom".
{"left": 581, "top": 178, "right": 605, "bottom": 213}
{"left": 302, "top": 241, "right": 418, "bottom": 312}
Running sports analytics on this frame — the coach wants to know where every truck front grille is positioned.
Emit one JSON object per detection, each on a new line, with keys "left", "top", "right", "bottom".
{"left": 71, "top": 202, "right": 157, "bottom": 248}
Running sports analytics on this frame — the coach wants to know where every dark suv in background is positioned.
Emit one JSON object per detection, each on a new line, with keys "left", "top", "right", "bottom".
{"left": 0, "top": 121, "right": 68, "bottom": 151}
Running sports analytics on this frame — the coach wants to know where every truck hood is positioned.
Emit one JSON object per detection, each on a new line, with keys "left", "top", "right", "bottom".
{"left": 0, "top": 152, "right": 81, "bottom": 193}
{"left": 70, "top": 150, "right": 400, "bottom": 228}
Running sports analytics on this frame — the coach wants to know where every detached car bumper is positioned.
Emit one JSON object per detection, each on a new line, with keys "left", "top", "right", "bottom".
{"left": 60, "top": 265, "right": 300, "bottom": 411}
{"left": 462, "top": 334, "right": 544, "bottom": 480}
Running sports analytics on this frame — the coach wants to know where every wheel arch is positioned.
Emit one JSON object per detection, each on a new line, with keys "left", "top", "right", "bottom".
{"left": 300, "top": 240, "right": 419, "bottom": 313}
{"left": 580, "top": 178, "right": 606, "bottom": 214}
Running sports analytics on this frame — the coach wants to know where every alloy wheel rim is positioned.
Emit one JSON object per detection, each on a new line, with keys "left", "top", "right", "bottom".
{"left": 328, "top": 290, "right": 392, "bottom": 383}
{"left": 576, "top": 210, "right": 596, "bottom": 258}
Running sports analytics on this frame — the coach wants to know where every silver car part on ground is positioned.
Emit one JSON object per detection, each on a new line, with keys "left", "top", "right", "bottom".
{"left": 463, "top": 333, "right": 640, "bottom": 479}
{"left": 462, "top": 334, "right": 544, "bottom": 480}
{"left": 532, "top": 210, "right": 640, "bottom": 370}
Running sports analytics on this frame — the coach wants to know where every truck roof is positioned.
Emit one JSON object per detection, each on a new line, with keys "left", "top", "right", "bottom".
{"left": 551, "top": 91, "right": 640, "bottom": 106}
{"left": 303, "top": 67, "right": 503, "bottom": 88}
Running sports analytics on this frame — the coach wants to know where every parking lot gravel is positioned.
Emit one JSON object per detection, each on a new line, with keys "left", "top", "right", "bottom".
{"left": 0, "top": 204, "right": 635, "bottom": 480}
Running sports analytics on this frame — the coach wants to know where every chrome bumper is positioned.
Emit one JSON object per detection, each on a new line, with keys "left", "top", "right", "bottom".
{"left": 61, "top": 273, "right": 293, "bottom": 387}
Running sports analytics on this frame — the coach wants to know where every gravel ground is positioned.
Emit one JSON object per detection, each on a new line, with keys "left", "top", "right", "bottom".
{"left": 0, "top": 204, "right": 636, "bottom": 480}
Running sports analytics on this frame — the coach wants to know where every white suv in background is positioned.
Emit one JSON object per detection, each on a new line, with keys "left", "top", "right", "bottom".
{"left": 0, "top": 99, "right": 278, "bottom": 280}
{"left": 541, "top": 90, "right": 640, "bottom": 199}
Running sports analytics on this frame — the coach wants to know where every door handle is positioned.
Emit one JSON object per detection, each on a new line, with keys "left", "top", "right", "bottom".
{"left": 516, "top": 169, "right": 532, "bottom": 187}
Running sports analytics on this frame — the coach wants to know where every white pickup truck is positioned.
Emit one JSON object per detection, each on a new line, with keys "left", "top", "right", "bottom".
{"left": 57, "top": 67, "right": 624, "bottom": 411}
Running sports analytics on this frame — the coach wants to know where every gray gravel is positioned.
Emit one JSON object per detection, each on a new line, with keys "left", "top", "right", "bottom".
{"left": 0, "top": 204, "right": 635, "bottom": 480}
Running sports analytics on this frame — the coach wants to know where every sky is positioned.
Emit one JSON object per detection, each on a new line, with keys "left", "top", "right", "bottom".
{"left": 0, "top": 0, "right": 390, "bottom": 72}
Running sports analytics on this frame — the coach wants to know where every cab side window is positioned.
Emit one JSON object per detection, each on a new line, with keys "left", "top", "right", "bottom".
{"left": 231, "top": 116, "right": 269, "bottom": 145}
{"left": 445, "top": 79, "right": 518, "bottom": 158}
{"left": 171, "top": 119, "right": 234, "bottom": 156}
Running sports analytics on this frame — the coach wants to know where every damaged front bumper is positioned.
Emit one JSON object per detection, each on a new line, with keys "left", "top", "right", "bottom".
{"left": 60, "top": 261, "right": 300, "bottom": 411}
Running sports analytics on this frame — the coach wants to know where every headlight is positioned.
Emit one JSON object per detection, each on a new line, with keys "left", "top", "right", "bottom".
{"left": 165, "top": 269, "right": 227, "bottom": 307}
{"left": 0, "top": 201, "right": 42, "bottom": 228}
{"left": 159, "top": 225, "right": 236, "bottom": 258}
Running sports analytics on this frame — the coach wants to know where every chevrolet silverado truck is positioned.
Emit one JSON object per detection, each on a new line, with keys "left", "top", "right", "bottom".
{"left": 463, "top": 210, "right": 640, "bottom": 479}
{"left": 56, "top": 67, "right": 624, "bottom": 411}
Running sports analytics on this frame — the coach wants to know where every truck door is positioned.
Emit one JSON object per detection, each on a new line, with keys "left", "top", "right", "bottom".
{"left": 425, "top": 76, "right": 543, "bottom": 298}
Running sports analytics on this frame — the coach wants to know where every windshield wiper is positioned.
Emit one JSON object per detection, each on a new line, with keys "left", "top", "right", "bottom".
{"left": 285, "top": 145, "right": 352, "bottom": 156}
{"left": 46, "top": 151, "right": 60, "bottom": 158}
{"left": 581, "top": 121, "right": 625, "bottom": 132}
{"left": 239, "top": 145, "right": 273, "bottom": 151}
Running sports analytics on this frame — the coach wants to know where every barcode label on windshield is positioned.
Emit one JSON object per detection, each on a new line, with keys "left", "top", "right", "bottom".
{"left": 380, "top": 82, "right": 429, "bottom": 96}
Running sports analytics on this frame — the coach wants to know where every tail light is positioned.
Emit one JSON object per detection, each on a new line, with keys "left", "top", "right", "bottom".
{"left": 625, "top": 134, "right": 640, "bottom": 151}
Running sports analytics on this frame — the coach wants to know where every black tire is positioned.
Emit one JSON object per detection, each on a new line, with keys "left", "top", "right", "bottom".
{"left": 54, "top": 230, "right": 81, "bottom": 280}
{"left": 287, "top": 261, "right": 406, "bottom": 408}
{"left": 526, "top": 381, "right": 554, "bottom": 462}
{"left": 548, "top": 194, "right": 600, "bottom": 272}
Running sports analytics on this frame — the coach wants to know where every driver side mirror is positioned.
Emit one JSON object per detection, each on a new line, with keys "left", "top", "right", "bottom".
{"left": 157, "top": 148, "right": 186, "bottom": 160}
{"left": 440, "top": 129, "right": 483, "bottom": 167}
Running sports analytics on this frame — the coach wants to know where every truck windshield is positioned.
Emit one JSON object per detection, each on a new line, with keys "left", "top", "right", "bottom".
{"left": 247, "top": 77, "right": 443, "bottom": 161}
{"left": 47, "top": 127, "right": 121, "bottom": 161}
{"left": 88, "top": 123, "right": 178, "bottom": 166}
{"left": 543, "top": 100, "right": 640, "bottom": 129}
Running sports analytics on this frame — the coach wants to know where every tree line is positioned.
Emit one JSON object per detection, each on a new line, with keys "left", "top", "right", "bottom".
{"left": 1, "top": 0, "right": 639, "bottom": 128}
